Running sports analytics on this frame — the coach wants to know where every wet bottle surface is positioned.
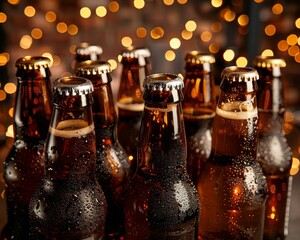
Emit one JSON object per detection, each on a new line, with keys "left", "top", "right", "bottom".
{"left": 73, "top": 42, "right": 103, "bottom": 71}
{"left": 1, "top": 56, "right": 52, "bottom": 240}
{"left": 124, "top": 73, "right": 199, "bottom": 240}
{"left": 254, "top": 56, "right": 293, "bottom": 240}
{"left": 29, "top": 77, "right": 107, "bottom": 240}
{"left": 197, "top": 67, "right": 267, "bottom": 240}
{"left": 182, "top": 52, "right": 216, "bottom": 186}
{"left": 77, "top": 61, "right": 130, "bottom": 240}
{"left": 116, "top": 47, "right": 151, "bottom": 173}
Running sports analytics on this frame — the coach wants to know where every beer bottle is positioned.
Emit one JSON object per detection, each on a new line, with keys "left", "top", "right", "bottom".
{"left": 77, "top": 60, "right": 130, "bottom": 239}
{"left": 197, "top": 67, "right": 268, "bottom": 239}
{"left": 116, "top": 46, "right": 151, "bottom": 173}
{"left": 254, "top": 56, "right": 293, "bottom": 240}
{"left": 1, "top": 56, "right": 52, "bottom": 239}
{"left": 182, "top": 51, "right": 216, "bottom": 185}
{"left": 73, "top": 43, "right": 103, "bottom": 71}
{"left": 29, "top": 77, "right": 107, "bottom": 239}
{"left": 124, "top": 73, "right": 199, "bottom": 240}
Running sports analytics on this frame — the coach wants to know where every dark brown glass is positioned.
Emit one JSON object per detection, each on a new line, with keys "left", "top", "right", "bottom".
{"left": 1, "top": 56, "right": 52, "bottom": 240}
{"left": 77, "top": 61, "right": 130, "bottom": 240}
{"left": 29, "top": 77, "right": 107, "bottom": 239}
{"left": 182, "top": 52, "right": 216, "bottom": 185}
{"left": 73, "top": 43, "right": 103, "bottom": 71}
{"left": 124, "top": 73, "right": 199, "bottom": 240}
{"left": 116, "top": 47, "right": 151, "bottom": 174}
{"left": 254, "top": 56, "right": 293, "bottom": 240}
{"left": 197, "top": 67, "right": 267, "bottom": 240}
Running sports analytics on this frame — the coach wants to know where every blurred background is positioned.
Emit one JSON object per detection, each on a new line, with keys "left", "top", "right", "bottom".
{"left": 0, "top": 0, "right": 299, "bottom": 237}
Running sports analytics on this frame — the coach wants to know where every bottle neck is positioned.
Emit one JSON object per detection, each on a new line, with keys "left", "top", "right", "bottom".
{"left": 45, "top": 95, "right": 96, "bottom": 180}
{"left": 212, "top": 90, "right": 258, "bottom": 160}
{"left": 256, "top": 67, "right": 284, "bottom": 113}
{"left": 117, "top": 58, "right": 150, "bottom": 107}
{"left": 92, "top": 82, "right": 118, "bottom": 143}
{"left": 256, "top": 67, "right": 285, "bottom": 133}
{"left": 14, "top": 77, "right": 52, "bottom": 143}
{"left": 137, "top": 101, "right": 187, "bottom": 177}
{"left": 183, "top": 67, "right": 216, "bottom": 119}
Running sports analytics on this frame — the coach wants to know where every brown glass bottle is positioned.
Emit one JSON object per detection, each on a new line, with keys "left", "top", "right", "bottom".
{"left": 116, "top": 47, "right": 151, "bottom": 173}
{"left": 1, "top": 56, "right": 52, "bottom": 240}
{"left": 197, "top": 67, "right": 268, "bottom": 240}
{"left": 124, "top": 73, "right": 199, "bottom": 240}
{"left": 254, "top": 56, "right": 293, "bottom": 240}
{"left": 77, "top": 61, "right": 130, "bottom": 240}
{"left": 182, "top": 51, "right": 216, "bottom": 185}
{"left": 29, "top": 77, "right": 107, "bottom": 239}
{"left": 73, "top": 42, "right": 103, "bottom": 71}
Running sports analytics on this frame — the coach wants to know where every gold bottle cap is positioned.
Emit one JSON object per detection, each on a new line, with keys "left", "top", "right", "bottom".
{"left": 121, "top": 46, "right": 151, "bottom": 59}
{"left": 253, "top": 56, "right": 286, "bottom": 68}
{"left": 144, "top": 73, "right": 184, "bottom": 91}
{"left": 15, "top": 56, "right": 51, "bottom": 70}
{"left": 185, "top": 51, "right": 215, "bottom": 64}
{"left": 77, "top": 60, "right": 111, "bottom": 75}
{"left": 53, "top": 76, "right": 94, "bottom": 96}
{"left": 221, "top": 66, "right": 259, "bottom": 82}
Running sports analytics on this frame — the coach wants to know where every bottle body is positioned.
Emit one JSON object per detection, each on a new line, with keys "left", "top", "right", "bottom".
{"left": 29, "top": 77, "right": 107, "bottom": 239}
{"left": 77, "top": 61, "right": 130, "bottom": 239}
{"left": 182, "top": 52, "right": 216, "bottom": 185}
{"left": 255, "top": 57, "right": 293, "bottom": 240}
{"left": 197, "top": 67, "right": 267, "bottom": 240}
{"left": 124, "top": 73, "right": 199, "bottom": 240}
{"left": 117, "top": 47, "right": 151, "bottom": 173}
{"left": 2, "top": 56, "right": 52, "bottom": 239}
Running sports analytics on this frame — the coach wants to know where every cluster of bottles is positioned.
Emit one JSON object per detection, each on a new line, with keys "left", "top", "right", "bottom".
{"left": 0, "top": 44, "right": 292, "bottom": 240}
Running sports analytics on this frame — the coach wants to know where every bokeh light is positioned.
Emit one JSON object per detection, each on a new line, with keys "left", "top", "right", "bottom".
{"left": 80, "top": 7, "right": 92, "bottom": 18}
{"left": 181, "top": 30, "right": 193, "bottom": 40}
{"left": 236, "top": 57, "right": 248, "bottom": 67}
{"left": 108, "top": 59, "right": 117, "bottom": 70}
{"left": 45, "top": 11, "right": 56, "bottom": 22}
{"left": 121, "top": 36, "right": 133, "bottom": 47}
{"left": 136, "top": 27, "right": 147, "bottom": 38}
{"left": 4, "top": 83, "right": 16, "bottom": 94}
{"left": 211, "top": 0, "right": 222, "bottom": 8}
{"left": 272, "top": 3, "right": 283, "bottom": 15}
{"left": 265, "top": 24, "right": 276, "bottom": 36}
{"left": 96, "top": 6, "right": 107, "bottom": 17}
{"left": 0, "top": 12, "right": 7, "bottom": 23}
{"left": 151, "top": 27, "right": 164, "bottom": 39}
{"left": 261, "top": 49, "right": 274, "bottom": 56}
{"left": 238, "top": 14, "right": 249, "bottom": 26}
{"left": 20, "top": 35, "right": 32, "bottom": 49}
{"left": 223, "top": 49, "right": 235, "bottom": 61}
{"left": 185, "top": 20, "right": 197, "bottom": 32}
{"left": 31, "top": 28, "right": 43, "bottom": 39}
{"left": 134, "top": 0, "right": 145, "bottom": 9}
{"left": 24, "top": 6, "right": 35, "bottom": 17}
{"left": 68, "top": 24, "right": 78, "bottom": 35}
{"left": 164, "top": 0, "right": 174, "bottom": 6}
{"left": 287, "top": 34, "right": 298, "bottom": 45}
{"left": 169, "top": 38, "right": 181, "bottom": 49}
{"left": 109, "top": 1, "right": 120, "bottom": 12}
{"left": 165, "top": 50, "right": 176, "bottom": 61}
{"left": 200, "top": 31, "right": 212, "bottom": 42}
{"left": 56, "top": 22, "right": 68, "bottom": 33}
{"left": 278, "top": 40, "right": 289, "bottom": 52}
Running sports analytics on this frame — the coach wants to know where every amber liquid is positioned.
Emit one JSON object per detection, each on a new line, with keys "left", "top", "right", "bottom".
{"left": 263, "top": 175, "right": 292, "bottom": 240}
{"left": 29, "top": 121, "right": 106, "bottom": 239}
{"left": 117, "top": 106, "right": 143, "bottom": 175}
{"left": 198, "top": 106, "right": 267, "bottom": 240}
{"left": 184, "top": 111, "right": 214, "bottom": 185}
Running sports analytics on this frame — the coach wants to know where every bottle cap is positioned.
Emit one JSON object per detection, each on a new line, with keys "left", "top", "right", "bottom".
{"left": 253, "top": 56, "right": 286, "bottom": 68}
{"left": 75, "top": 43, "right": 103, "bottom": 60}
{"left": 185, "top": 51, "right": 215, "bottom": 64}
{"left": 53, "top": 76, "right": 94, "bottom": 96}
{"left": 15, "top": 56, "right": 51, "bottom": 70}
{"left": 121, "top": 46, "right": 151, "bottom": 59}
{"left": 144, "top": 73, "right": 184, "bottom": 91}
{"left": 77, "top": 60, "right": 111, "bottom": 75}
{"left": 221, "top": 66, "right": 259, "bottom": 82}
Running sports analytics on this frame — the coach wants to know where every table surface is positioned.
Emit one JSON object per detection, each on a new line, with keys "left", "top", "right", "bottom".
{"left": 0, "top": 126, "right": 299, "bottom": 239}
